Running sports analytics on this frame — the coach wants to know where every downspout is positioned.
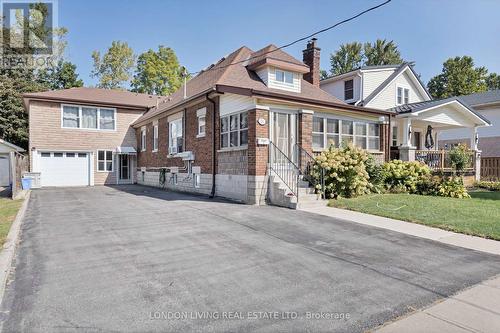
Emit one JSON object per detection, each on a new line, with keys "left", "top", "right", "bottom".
{"left": 206, "top": 93, "right": 217, "bottom": 198}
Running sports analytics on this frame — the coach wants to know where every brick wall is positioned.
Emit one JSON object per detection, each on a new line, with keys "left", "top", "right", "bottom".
{"left": 29, "top": 100, "right": 143, "bottom": 185}
{"left": 248, "top": 108, "right": 269, "bottom": 176}
{"left": 136, "top": 97, "right": 218, "bottom": 174}
{"left": 298, "top": 112, "right": 313, "bottom": 155}
{"left": 217, "top": 149, "right": 248, "bottom": 175}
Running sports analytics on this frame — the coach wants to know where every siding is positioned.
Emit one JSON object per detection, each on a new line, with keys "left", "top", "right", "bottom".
{"left": 29, "top": 100, "right": 143, "bottom": 185}
{"left": 366, "top": 70, "right": 428, "bottom": 110}
{"left": 320, "top": 74, "right": 360, "bottom": 102}
{"left": 362, "top": 69, "right": 395, "bottom": 99}
{"left": 219, "top": 93, "right": 255, "bottom": 117}
{"left": 439, "top": 106, "right": 500, "bottom": 140}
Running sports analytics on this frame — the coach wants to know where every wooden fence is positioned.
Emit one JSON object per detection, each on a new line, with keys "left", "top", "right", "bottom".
{"left": 481, "top": 157, "right": 500, "bottom": 180}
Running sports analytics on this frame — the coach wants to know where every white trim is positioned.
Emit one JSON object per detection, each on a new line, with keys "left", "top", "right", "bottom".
{"left": 196, "top": 107, "right": 207, "bottom": 117}
{"left": 152, "top": 124, "right": 158, "bottom": 152}
{"left": 140, "top": 127, "right": 146, "bottom": 152}
{"left": 300, "top": 109, "right": 314, "bottom": 114}
{"left": 61, "top": 104, "right": 117, "bottom": 131}
{"left": 407, "top": 100, "right": 489, "bottom": 126}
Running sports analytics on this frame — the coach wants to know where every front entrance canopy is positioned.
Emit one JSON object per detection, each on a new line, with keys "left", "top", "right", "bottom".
{"left": 116, "top": 146, "right": 137, "bottom": 154}
{"left": 390, "top": 97, "right": 491, "bottom": 149}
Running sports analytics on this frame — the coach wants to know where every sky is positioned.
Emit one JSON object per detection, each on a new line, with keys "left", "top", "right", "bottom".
{"left": 58, "top": 0, "right": 500, "bottom": 87}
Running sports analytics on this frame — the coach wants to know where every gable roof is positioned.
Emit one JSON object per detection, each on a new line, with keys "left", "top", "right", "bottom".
{"left": 388, "top": 97, "right": 491, "bottom": 125}
{"left": 0, "top": 139, "right": 25, "bottom": 152}
{"left": 133, "top": 44, "right": 367, "bottom": 125}
{"left": 360, "top": 63, "right": 432, "bottom": 106}
{"left": 23, "top": 87, "right": 166, "bottom": 109}
{"left": 459, "top": 90, "right": 500, "bottom": 107}
{"left": 320, "top": 64, "right": 401, "bottom": 83}
{"left": 246, "top": 44, "right": 310, "bottom": 73}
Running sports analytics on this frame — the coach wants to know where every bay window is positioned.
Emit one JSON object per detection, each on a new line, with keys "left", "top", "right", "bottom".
{"left": 220, "top": 111, "right": 248, "bottom": 149}
{"left": 312, "top": 115, "right": 381, "bottom": 151}
{"left": 62, "top": 105, "right": 116, "bottom": 130}
{"left": 169, "top": 118, "right": 183, "bottom": 154}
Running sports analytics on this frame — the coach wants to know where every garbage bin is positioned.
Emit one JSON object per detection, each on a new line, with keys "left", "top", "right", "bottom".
{"left": 21, "top": 177, "right": 32, "bottom": 190}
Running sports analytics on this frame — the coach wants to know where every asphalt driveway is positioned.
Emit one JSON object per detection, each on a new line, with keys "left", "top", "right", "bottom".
{"left": 1, "top": 185, "right": 500, "bottom": 332}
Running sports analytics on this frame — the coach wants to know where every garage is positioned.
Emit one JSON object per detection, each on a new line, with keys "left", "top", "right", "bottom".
{"left": 0, "top": 154, "right": 10, "bottom": 186}
{"left": 39, "top": 152, "right": 90, "bottom": 187}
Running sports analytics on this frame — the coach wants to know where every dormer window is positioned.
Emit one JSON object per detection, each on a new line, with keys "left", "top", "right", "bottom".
{"left": 344, "top": 79, "right": 354, "bottom": 100}
{"left": 275, "top": 69, "right": 293, "bottom": 84}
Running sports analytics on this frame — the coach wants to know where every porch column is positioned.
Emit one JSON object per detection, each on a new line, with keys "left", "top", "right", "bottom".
{"left": 471, "top": 126, "right": 481, "bottom": 181}
{"left": 247, "top": 106, "right": 270, "bottom": 205}
{"left": 398, "top": 117, "right": 415, "bottom": 161}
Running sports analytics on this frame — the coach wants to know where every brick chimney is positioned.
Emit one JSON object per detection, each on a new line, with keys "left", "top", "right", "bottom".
{"left": 302, "top": 38, "right": 321, "bottom": 87}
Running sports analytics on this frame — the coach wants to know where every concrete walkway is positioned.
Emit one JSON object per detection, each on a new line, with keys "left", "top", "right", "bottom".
{"left": 299, "top": 201, "right": 500, "bottom": 332}
{"left": 376, "top": 275, "right": 500, "bottom": 333}
{"left": 299, "top": 202, "right": 500, "bottom": 256}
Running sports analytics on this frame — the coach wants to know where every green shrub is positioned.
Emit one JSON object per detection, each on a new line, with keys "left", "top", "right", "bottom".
{"left": 416, "top": 174, "right": 442, "bottom": 196}
{"left": 382, "top": 160, "right": 431, "bottom": 193}
{"left": 437, "top": 177, "right": 470, "bottom": 198}
{"left": 313, "top": 144, "right": 370, "bottom": 198}
{"left": 365, "top": 155, "right": 385, "bottom": 193}
{"left": 448, "top": 143, "right": 472, "bottom": 174}
{"left": 475, "top": 181, "right": 500, "bottom": 191}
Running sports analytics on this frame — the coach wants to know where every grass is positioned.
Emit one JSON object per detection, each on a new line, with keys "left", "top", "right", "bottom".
{"left": 329, "top": 191, "right": 500, "bottom": 240}
{"left": 0, "top": 198, "right": 23, "bottom": 247}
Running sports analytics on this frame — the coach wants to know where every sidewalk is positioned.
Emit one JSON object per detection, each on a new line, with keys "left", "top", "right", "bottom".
{"left": 299, "top": 201, "right": 500, "bottom": 332}
{"left": 299, "top": 202, "right": 500, "bottom": 256}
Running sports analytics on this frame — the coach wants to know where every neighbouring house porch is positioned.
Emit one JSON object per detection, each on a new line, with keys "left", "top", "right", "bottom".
{"left": 388, "top": 98, "right": 491, "bottom": 180}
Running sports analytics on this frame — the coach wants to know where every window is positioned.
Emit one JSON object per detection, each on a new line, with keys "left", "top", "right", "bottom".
{"left": 62, "top": 106, "right": 79, "bottom": 128}
{"left": 78, "top": 153, "right": 87, "bottom": 158}
{"left": 97, "top": 150, "right": 113, "bottom": 172}
{"left": 312, "top": 116, "right": 380, "bottom": 151}
{"left": 66, "top": 153, "right": 75, "bottom": 157}
{"left": 169, "top": 118, "right": 183, "bottom": 154}
{"left": 100, "top": 109, "right": 115, "bottom": 130}
{"left": 153, "top": 124, "right": 158, "bottom": 151}
{"left": 81, "top": 107, "right": 97, "bottom": 129}
{"left": 53, "top": 152, "right": 63, "bottom": 157}
{"left": 141, "top": 128, "right": 146, "bottom": 151}
{"left": 198, "top": 116, "right": 206, "bottom": 136}
{"left": 275, "top": 69, "right": 293, "bottom": 84}
{"left": 62, "top": 105, "right": 115, "bottom": 130}
{"left": 220, "top": 112, "right": 248, "bottom": 149}
{"left": 397, "top": 87, "right": 410, "bottom": 105}
{"left": 392, "top": 126, "right": 398, "bottom": 146}
{"left": 344, "top": 79, "right": 354, "bottom": 100}
{"left": 41, "top": 152, "right": 51, "bottom": 157}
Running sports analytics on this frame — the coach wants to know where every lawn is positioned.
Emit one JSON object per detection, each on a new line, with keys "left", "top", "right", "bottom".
{"left": 0, "top": 198, "right": 23, "bottom": 247}
{"left": 329, "top": 191, "right": 500, "bottom": 240}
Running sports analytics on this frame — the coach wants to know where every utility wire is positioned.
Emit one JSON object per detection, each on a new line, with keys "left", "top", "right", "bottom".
{"left": 188, "top": 0, "right": 392, "bottom": 76}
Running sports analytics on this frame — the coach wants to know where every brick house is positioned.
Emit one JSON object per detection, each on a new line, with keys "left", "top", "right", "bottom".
{"left": 24, "top": 40, "right": 392, "bottom": 206}
{"left": 131, "top": 40, "right": 392, "bottom": 205}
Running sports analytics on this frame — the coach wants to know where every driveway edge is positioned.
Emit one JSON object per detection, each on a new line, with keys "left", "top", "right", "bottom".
{"left": 0, "top": 190, "right": 31, "bottom": 305}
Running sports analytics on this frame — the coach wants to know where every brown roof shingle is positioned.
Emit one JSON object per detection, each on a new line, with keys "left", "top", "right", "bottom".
{"left": 24, "top": 87, "right": 165, "bottom": 109}
{"left": 134, "top": 44, "right": 355, "bottom": 125}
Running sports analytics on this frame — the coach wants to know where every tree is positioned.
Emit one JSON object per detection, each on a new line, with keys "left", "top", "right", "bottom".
{"left": 91, "top": 41, "right": 135, "bottom": 89}
{"left": 486, "top": 73, "right": 500, "bottom": 90}
{"left": 364, "top": 39, "right": 403, "bottom": 66}
{"left": 328, "top": 42, "right": 363, "bottom": 76}
{"left": 131, "top": 46, "right": 187, "bottom": 95}
{"left": 37, "top": 61, "right": 83, "bottom": 90}
{"left": 427, "top": 56, "right": 488, "bottom": 98}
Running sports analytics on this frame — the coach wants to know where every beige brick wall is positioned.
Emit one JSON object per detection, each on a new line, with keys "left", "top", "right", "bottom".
{"left": 29, "top": 100, "right": 144, "bottom": 185}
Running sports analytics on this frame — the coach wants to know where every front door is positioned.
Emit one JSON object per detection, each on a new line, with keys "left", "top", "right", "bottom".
{"left": 271, "top": 111, "right": 297, "bottom": 164}
{"left": 412, "top": 131, "right": 422, "bottom": 150}
{"left": 119, "top": 154, "right": 129, "bottom": 180}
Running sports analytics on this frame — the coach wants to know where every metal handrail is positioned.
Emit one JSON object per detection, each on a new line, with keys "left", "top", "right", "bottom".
{"left": 295, "top": 144, "right": 325, "bottom": 199}
{"left": 269, "top": 141, "right": 299, "bottom": 198}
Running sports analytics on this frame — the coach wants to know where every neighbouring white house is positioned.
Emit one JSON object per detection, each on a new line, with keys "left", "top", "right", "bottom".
{"left": 320, "top": 63, "right": 491, "bottom": 181}
{"left": 0, "top": 139, "right": 25, "bottom": 187}
{"left": 438, "top": 90, "right": 500, "bottom": 158}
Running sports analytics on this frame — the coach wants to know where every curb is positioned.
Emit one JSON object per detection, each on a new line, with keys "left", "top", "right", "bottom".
{"left": 0, "top": 190, "right": 31, "bottom": 305}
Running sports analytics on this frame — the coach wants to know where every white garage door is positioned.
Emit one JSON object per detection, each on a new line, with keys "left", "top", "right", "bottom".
{"left": 40, "top": 152, "right": 90, "bottom": 187}
{"left": 0, "top": 154, "right": 10, "bottom": 186}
